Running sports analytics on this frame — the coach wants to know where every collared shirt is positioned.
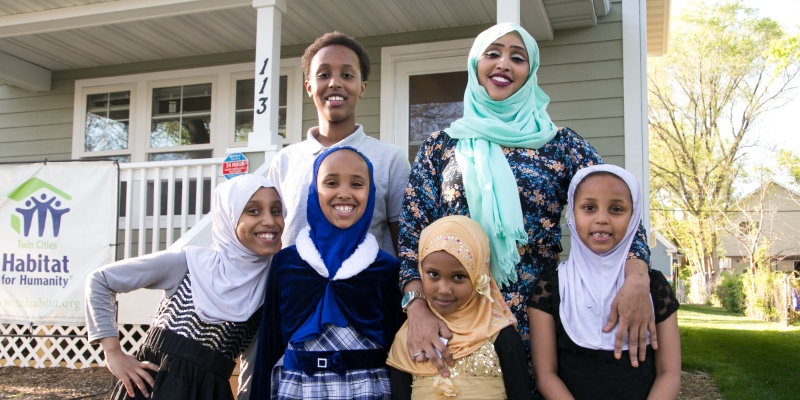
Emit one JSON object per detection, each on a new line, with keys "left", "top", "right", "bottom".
{"left": 267, "top": 124, "right": 410, "bottom": 255}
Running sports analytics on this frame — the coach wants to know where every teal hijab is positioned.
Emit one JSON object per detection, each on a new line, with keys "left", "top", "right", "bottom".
{"left": 446, "top": 22, "right": 557, "bottom": 287}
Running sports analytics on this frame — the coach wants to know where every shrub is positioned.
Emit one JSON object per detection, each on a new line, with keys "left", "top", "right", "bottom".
{"left": 742, "top": 267, "right": 783, "bottom": 321}
{"left": 715, "top": 271, "right": 745, "bottom": 313}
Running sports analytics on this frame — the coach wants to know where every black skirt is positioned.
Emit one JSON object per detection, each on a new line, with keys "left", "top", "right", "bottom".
{"left": 110, "top": 327, "right": 235, "bottom": 400}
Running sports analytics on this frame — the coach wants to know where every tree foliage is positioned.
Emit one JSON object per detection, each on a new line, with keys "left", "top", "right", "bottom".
{"left": 777, "top": 149, "right": 800, "bottom": 185}
{"left": 648, "top": 0, "right": 800, "bottom": 298}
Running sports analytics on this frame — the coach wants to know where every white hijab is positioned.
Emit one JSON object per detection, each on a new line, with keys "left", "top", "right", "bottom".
{"left": 185, "top": 174, "right": 275, "bottom": 323}
{"left": 558, "top": 164, "right": 645, "bottom": 350}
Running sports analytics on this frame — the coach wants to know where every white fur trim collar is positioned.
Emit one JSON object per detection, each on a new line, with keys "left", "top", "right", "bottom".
{"left": 295, "top": 226, "right": 380, "bottom": 280}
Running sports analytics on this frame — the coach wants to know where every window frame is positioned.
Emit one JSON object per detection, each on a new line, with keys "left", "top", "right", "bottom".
{"left": 74, "top": 83, "right": 138, "bottom": 161}
{"left": 144, "top": 75, "right": 217, "bottom": 161}
{"left": 72, "top": 59, "right": 302, "bottom": 162}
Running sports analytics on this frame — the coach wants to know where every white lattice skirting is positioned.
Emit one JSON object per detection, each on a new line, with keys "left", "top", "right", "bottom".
{"left": 0, "top": 324, "right": 149, "bottom": 368}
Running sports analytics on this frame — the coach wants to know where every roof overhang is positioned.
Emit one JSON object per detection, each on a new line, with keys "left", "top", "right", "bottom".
{"left": 0, "top": 0, "right": 671, "bottom": 91}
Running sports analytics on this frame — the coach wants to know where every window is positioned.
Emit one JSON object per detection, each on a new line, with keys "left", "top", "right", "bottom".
{"left": 73, "top": 60, "right": 301, "bottom": 162}
{"left": 379, "top": 38, "right": 471, "bottom": 162}
{"left": 79, "top": 86, "right": 135, "bottom": 163}
{"left": 233, "top": 75, "right": 289, "bottom": 144}
{"left": 408, "top": 72, "right": 466, "bottom": 164}
{"left": 149, "top": 84, "right": 213, "bottom": 161}
{"left": 739, "top": 221, "right": 760, "bottom": 235}
{"left": 85, "top": 91, "right": 130, "bottom": 153}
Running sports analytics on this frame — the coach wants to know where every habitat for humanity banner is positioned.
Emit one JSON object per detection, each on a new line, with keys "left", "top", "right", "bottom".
{"left": 0, "top": 161, "right": 117, "bottom": 325}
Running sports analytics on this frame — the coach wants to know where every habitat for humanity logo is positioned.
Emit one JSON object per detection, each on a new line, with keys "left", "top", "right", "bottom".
{"left": 8, "top": 178, "right": 71, "bottom": 238}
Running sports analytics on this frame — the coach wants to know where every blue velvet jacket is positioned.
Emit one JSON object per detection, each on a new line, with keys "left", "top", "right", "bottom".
{"left": 250, "top": 242, "right": 402, "bottom": 398}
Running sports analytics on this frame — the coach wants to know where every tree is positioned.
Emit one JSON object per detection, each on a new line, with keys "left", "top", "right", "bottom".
{"left": 648, "top": 0, "right": 800, "bottom": 301}
{"left": 777, "top": 149, "right": 800, "bottom": 185}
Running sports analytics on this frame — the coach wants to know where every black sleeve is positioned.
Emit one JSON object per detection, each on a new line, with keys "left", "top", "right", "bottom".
{"left": 525, "top": 267, "right": 557, "bottom": 315}
{"left": 650, "top": 270, "right": 680, "bottom": 324}
{"left": 495, "top": 326, "right": 533, "bottom": 400}
{"left": 382, "top": 258, "right": 406, "bottom": 348}
{"left": 389, "top": 366, "right": 413, "bottom": 400}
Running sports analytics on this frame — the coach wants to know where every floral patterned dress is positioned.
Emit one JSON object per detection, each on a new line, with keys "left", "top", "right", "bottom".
{"left": 398, "top": 127, "right": 651, "bottom": 395}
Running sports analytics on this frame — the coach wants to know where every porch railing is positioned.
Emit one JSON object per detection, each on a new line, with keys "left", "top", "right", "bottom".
{"left": 0, "top": 158, "right": 269, "bottom": 369}
{"left": 117, "top": 158, "right": 226, "bottom": 260}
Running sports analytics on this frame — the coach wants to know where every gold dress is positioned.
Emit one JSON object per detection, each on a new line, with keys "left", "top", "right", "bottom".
{"left": 411, "top": 339, "right": 506, "bottom": 399}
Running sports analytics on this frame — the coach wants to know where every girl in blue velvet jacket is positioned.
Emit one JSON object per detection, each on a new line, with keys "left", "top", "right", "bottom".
{"left": 251, "top": 146, "right": 401, "bottom": 400}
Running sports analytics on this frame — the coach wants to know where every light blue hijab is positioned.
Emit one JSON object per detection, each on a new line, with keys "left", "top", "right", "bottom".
{"left": 446, "top": 22, "right": 557, "bottom": 287}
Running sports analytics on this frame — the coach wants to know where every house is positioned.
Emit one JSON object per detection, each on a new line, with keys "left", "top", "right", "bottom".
{"left": 651, "top": 230, "right": 681, "bottom": 281}
{"left": 0, "top": 0, "right": 671, "bottom": 369}
{"left": 720, "top": 179, "right": 800, "bottom": 275}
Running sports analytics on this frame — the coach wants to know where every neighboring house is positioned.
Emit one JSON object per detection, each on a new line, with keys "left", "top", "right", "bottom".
{"left": 0, "top": 0, "right": 671, "bottom": 368}
{"left": 720, "top": 179, "right": 800, "bottom": 275}
{"left": 650, "top": 230, "right": 681, "bottom": 281}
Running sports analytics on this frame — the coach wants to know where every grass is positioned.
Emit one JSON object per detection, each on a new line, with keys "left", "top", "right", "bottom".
{"left": 679, "top": 305, "right": 800, "bottom": 400}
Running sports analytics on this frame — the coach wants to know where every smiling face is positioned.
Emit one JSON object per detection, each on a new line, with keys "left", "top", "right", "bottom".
{"left": 476, "top": 32, "right": 529, "bottom": 101}
{"left": 305, "top": 44, "right": 367, "bottom": 129}
{"left": 235, "top": 187, "right": 284, "bottom": 256}
{"left": 573, "top": 173, "right": 633, "bottom": 254}
{"left": 421, "top": 250, "right": 474, "bottom": 316}
{"left": 316, "top": 149, "right": 370, "bottom": 229}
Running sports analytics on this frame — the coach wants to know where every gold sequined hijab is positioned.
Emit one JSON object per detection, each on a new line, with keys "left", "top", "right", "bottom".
{"left": 387, "top": 215, "right": 516, "bottom": 376}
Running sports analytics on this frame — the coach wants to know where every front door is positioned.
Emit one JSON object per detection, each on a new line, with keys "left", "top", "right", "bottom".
{"left": 379, "top": 38, "right": 472, "bottom": 163}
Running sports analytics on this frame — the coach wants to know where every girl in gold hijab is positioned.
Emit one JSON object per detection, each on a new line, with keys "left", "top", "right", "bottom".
{"left": 387, "top": 216, "right": 530, "bottom": 399}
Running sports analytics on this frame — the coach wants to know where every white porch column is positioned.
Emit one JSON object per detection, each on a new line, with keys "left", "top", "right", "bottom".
{"left": 622, "top": 0, "right": 651, "bottom": 236}
{"left": 497, "top": 0, "right": 521, "bottom": 24}
{"left": 248, "top": 0, "right": 287, "bottom": 156}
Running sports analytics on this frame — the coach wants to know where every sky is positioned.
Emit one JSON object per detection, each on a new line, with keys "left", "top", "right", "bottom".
{"left": 669, "top": 0, "right": 800, "bottom": 184}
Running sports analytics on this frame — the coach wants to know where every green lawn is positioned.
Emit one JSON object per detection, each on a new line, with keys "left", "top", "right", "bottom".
{"left": 679, "top": 305, "right": 800, "bottom": 400}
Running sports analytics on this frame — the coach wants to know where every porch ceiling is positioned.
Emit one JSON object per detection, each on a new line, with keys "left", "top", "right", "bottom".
{"left": 0, "top": 0, "right": 669, "bottom": 91}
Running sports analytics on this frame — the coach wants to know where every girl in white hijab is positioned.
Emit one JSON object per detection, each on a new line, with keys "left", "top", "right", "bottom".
{"left": 527, "top": 165, "right": 681, "bottom": 400}
{"left": 85, "top": 174, "right": 284, "bottom": 400}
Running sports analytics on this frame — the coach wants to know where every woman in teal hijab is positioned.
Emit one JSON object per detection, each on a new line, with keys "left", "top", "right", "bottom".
{"left": 397, "top": 23, "right": 654, "bottom": 398}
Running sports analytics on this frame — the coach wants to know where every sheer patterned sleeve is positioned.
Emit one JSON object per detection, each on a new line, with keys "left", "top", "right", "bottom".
{"left": 563, "top": 128, "right": 651, "bottom": 266}
{"left": 526, "top": 267, "right": 557, "bottom": 315}
{"left": 398, "top": 131, "right": 448, "bottom": 288}
{"left": 649, "top": 270, "right": 679, "bottom": 324}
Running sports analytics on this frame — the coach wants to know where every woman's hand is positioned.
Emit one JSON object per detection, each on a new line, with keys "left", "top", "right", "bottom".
{"left": 101, "top": 337, "right": 159, "bottom": 398}
{"left": 404, "top": 281, "right": 454, "bottom": 377}
{"left": 603, "top": 258, "right": 655, "bottom": 367}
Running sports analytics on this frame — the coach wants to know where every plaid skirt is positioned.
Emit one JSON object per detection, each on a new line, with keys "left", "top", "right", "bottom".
{"left": 271, "top": 325, "right": 391, "bottom": 400}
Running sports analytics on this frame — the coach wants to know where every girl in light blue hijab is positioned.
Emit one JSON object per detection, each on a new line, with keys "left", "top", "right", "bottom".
{"left": 447, "top": 22, "right": 557, "bottom": 287}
